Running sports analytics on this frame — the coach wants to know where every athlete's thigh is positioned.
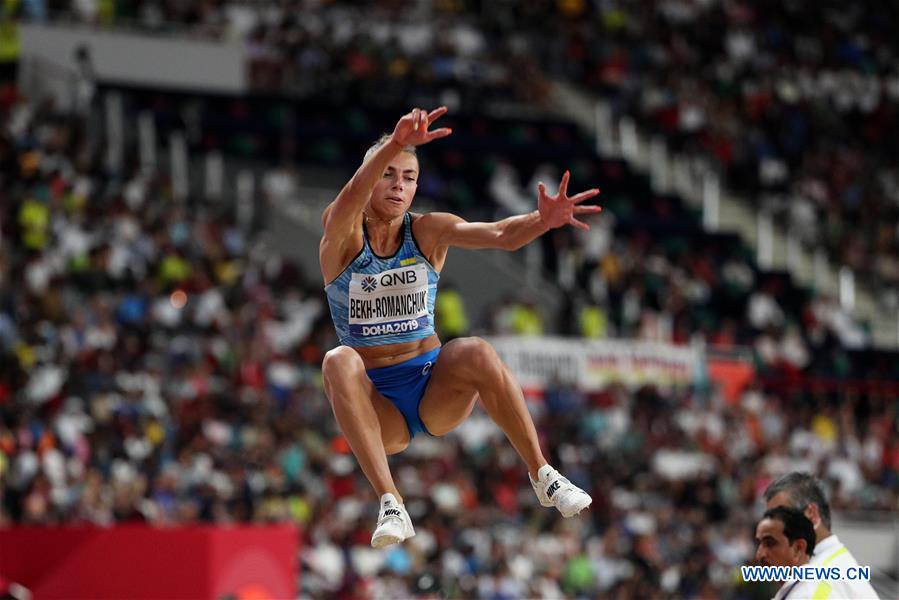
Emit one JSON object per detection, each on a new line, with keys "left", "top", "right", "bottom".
{"left": 324, "top": 347, "right": 410, "bottom": 454}
{"left": 418, "top": 338, "right": 481, "bottom": 436}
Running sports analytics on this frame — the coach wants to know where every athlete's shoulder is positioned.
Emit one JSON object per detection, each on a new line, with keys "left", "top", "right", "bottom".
{"left": 407, "top": 212, "right": 455, "bottom": 270}
{"left": 410, "top": 212, "right": 464, "bottom": 249}
{"left": 411, "top": 211, "right": 464, "bottom": 231}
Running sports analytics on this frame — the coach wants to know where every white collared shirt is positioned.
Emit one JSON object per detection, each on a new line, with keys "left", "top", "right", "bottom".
{"left": 790, "top": 535, "right": 880, "bottom": 599}
{"left": 773, "top": 579, "right": 802, "bottom": 600}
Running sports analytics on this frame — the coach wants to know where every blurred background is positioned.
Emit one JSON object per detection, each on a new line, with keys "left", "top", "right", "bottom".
{"left": 1, "top": 1, "right": 899, "bottom": 598}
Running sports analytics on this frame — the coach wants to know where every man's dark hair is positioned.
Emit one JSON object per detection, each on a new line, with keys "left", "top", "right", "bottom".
{"left": 763, "top": 506, "right": 817, "bottom": 557}
{"left": 764, "top": 472, "right": 831, "bottom": 530}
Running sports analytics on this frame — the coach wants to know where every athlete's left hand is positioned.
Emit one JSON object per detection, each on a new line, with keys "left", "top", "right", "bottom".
{"left": 537, "top": 170, "right": 602, "bottom": 231}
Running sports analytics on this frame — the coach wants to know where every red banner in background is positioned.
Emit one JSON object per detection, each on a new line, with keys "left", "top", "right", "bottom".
{"left": 0, "top": 524, "right": 298, "bottom": 600}
{"left": 707, "top": 358, "right": 755, "bottom": 404}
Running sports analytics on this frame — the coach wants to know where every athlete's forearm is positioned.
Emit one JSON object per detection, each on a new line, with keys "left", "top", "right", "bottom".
{"left": 329, "top": 136, "right": 403, "bottom": 222}
{"left": 496, "top": 210, "right": 551, "bottom": 251}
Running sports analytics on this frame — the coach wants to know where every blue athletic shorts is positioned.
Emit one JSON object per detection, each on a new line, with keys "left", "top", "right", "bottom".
{"left": 366, "top": 347, "right": 440, "bottom": 438}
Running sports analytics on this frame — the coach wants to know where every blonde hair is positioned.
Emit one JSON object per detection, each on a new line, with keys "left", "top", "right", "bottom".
{"left": 363, "top": 133, "right": 417, "bottom": 162}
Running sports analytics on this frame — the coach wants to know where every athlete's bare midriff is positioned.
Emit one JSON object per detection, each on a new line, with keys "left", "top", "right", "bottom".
{"left": 351, "top": 333, "right": 441, "bottom": 370}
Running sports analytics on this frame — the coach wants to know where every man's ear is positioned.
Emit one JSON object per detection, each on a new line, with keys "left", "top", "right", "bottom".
{"left": 804, "top": 503, "right": 821, "bottom": 529}
{"left": 793, "top": 538, "right": 808, "bottom": 560}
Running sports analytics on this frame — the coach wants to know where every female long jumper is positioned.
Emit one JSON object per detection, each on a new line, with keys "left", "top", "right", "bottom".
{"left": 320, "top": 107, "right": 600, "bottom": 547}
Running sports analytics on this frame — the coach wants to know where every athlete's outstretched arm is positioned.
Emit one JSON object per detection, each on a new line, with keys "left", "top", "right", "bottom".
{"left": 321, "top": 107, "right": 452, "bottom": 239}
{"left": 427, "top": 170, "right": 601, "bottom": 251}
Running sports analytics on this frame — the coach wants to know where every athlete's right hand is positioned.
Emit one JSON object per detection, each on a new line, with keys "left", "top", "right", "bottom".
{"left": 391, "top": 107, "right": 452, "bottom": 147}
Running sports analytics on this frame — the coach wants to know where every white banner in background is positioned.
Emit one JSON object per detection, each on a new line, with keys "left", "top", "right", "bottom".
{"left": 485, "top": 336, "right": 701, "bottom": 391}
{"left": 21, "top": 24, "right": 247, "bottom": 93}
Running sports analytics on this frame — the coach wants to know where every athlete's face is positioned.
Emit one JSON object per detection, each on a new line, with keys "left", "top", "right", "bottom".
{"left": 369, "top": 152, "right": 419, "bottom": 219}
{"left": 755, "top": 518, "right": 806, "bottom": 568}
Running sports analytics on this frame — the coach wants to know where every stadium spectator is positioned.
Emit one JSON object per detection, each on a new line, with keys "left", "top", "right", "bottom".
{"left": 433, "top": 282, "right": 469, "bottom": 341}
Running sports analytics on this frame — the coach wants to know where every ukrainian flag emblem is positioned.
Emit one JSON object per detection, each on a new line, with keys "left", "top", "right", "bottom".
{"left": 400, "top": 257, "right": 417, "bottom": 266}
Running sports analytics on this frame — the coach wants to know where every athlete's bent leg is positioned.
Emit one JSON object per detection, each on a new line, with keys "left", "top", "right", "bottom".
{"left": 321, "top": 346, "right": 410, "bottom": 501}
{"left": 419, "top": 337, "right": 546, "bottom": 479}
{"left": 419, "top": 337, "right": 591, "bottom": 517}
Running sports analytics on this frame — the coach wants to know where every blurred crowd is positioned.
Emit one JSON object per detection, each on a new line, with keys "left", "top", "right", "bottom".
{"left": 28, "top": 0, "right": 541, "bottom": 106}
{"left": 21, "top": 0, "right": 899, "bottom": 309}
{"left": 33, "top": 0, "right": 899, "bottom": 305}
{"left": 2, "top": 2, "right": 899, "bottom": 598}
{"left": 0, "top": 88, "right": 332, "bottom": 530}
{"left": 486, "top": 157, "right": 881, "bottom": 380}
{"left": 494, "top": 0, "right": 899, "bottom": 308}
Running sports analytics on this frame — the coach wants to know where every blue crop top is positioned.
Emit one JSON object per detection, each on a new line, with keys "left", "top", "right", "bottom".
{"left": 324, "top": 213, "right": 439, "bottom": 347}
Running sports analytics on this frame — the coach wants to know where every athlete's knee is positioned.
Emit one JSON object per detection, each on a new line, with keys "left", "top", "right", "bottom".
{"left": 322, "top": 346, "right": 365, "bottom": 395}
{"left": 322, "top": 345, "right": 363, "bottom": 374}
{"left": 462, "top": 336, "right": 499, "bottom": 360}
{"left": 450, "top": 337, "right": 504, "bottom": 381}
{"left": 384, "top": 440, "right": 409, "bottom": 455}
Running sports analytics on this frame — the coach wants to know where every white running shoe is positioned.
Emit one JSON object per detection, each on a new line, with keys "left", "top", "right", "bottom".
{"left": 371, "top": 493, "right": 415, "bottom": 548}
{"left": 530, "top": 464, "right": 593, "bottom": 518}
